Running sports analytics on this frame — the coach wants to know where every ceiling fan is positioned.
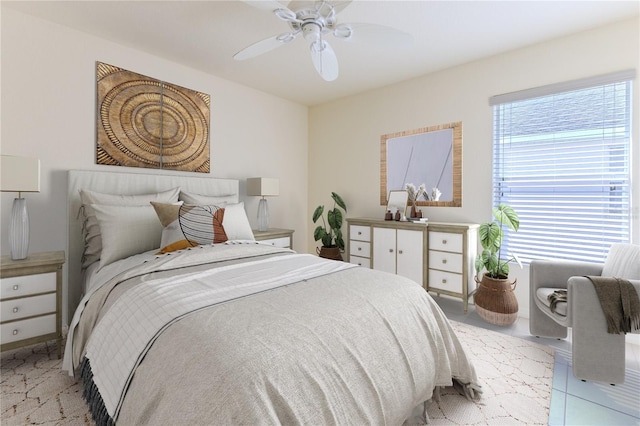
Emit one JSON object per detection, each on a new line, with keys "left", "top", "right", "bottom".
{"left": 234, "top": 0, "right": 414, "bottom": 81}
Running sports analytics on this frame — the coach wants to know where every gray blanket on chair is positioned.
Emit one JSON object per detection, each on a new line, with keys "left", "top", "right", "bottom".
{"left": 586, "top": 276, "right": 640, "bottom": 334}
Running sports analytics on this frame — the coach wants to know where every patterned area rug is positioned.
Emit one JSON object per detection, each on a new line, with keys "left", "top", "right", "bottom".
{"left": 1, "top": 321, "right": 553, "bottom": 425}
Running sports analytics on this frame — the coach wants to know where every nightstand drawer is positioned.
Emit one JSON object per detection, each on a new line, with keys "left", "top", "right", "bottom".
{"left": 429, "top": 250, "right": 463, "bottom": 273}
{"left": 429, "top": 232, "right": 463, "bottom": 253}
{"left": 0, "top": 272, "right": 56, "bottom": 299}
{"left": 1, "top": 314, "right": 56, "bottom": 344}
{"left": 350, "top": 225, "right": 371, "bottom": 242}
{"left": 428, "top": 269, "right": 463, "bottom": 294}
{"left": 350, "top": 241, "right": 370, "bottom": 258}
{"left": 349, "top": 255, "right": 370, "bottom": 268}
{"left": 258, "top": 237, "right": 291, "bottom": 248}
{"left": 1, "top": 293, "right": 56, "bottom": 322}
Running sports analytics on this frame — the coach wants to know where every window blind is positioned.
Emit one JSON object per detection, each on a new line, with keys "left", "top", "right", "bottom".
{"left": 492, "top": 75, "right": 632, "bottom": 263}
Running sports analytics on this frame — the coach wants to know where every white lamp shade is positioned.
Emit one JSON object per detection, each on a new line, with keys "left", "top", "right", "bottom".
{"left": 246, "top": 177, "right": 279, "bottom": 197}
{"left": 1, "top": 156, "right": 41, "bottom": 192}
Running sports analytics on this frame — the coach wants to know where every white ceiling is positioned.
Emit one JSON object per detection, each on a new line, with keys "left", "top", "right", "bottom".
{"left": 4, "top": 1, "right": 639, "bottom": 106}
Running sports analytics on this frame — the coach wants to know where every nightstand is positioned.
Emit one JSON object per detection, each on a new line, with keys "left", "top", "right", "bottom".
{"left": 1, "top": 251, "right": 65, "bottom": 357}
{"left": 253, "top": 228, "right": 294, "bottom": 250}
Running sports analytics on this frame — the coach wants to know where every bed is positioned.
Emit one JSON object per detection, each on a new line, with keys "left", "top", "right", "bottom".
{"left": 63, "top": 170, "right": 480, "bottom": 425}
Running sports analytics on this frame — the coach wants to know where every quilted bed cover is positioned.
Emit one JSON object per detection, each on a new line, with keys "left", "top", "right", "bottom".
{"left": 64, "top": 243, "right": 480, "bottom": 425}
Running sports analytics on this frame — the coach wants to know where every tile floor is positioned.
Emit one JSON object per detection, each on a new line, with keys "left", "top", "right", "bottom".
{"left": 433, "top": 296, "right": 640, "bottom": 426}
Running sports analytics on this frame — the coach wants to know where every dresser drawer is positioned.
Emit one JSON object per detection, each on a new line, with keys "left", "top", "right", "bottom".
{"left": 428, "top": 269, "right": 463, "bottom": 294}
{"left": 1, "top": 314, "right": 56, "bottom": 344}
{"left": 258, "top": 237, "right": 291, "bottom": 248}
{"left": 349, "top": 256, "right": 371, "bottom": 268}
{"left": 429, "top": 250, "right": 463, "bottom": 274}
{"left": 350, "top": 241, "right": 370, "bottom": 258}
{"left": 350, "top": 225, "right": 371, "bottom": 242}
{"left": 429, "top": 232, "right": 463, "bottom": 253}
{"left": 1, "top": 293, "right": 56, "bottom": 322}
{"left": 0, "top": 272, "right": 56, "bottom": 299}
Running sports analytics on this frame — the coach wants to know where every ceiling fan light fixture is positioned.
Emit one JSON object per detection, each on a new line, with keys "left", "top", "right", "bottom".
{"left": 302, "top": 22, "right": 321, "bottom": 42}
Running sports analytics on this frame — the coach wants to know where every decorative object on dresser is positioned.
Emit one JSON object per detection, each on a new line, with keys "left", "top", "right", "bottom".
{"left": 381, "top": 121, "right": 462, "bottom": 208}
{"left": 1, "top": 251, "right": 65, "bottom": 357}
{"left": 246, "top": 177, "right": 279, "bottom": 232}
{"left": 312, "top": 192, "right": 347, "bottom": 260}
{"left": 386, "top": 190, "right": 408, "bottom": 220}
{"left": 252, "top": 228, "right": 294, "bottom": 250}
{"left": 474, "top": 203, "right": 522, "bottom": 325}
{"left": 0, "top": 155, "right": 41, "bottom": 260}
{"left": 96, "top": 61, "right": 210, "bottom": 173}
{"left": 405, "top": 183, "right": 425, "bottom": 218}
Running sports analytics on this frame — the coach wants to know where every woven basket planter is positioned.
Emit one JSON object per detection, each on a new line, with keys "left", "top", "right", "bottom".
{"left": 317, "top": 246, "right": 343, "bottom": 261}
{"left": 474, "top": 273, "right": 518, "bottom": 326}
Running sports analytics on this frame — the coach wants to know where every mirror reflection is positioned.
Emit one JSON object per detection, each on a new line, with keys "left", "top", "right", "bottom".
{"left": 380, "top": 122, "right": 462, "bottom": 207}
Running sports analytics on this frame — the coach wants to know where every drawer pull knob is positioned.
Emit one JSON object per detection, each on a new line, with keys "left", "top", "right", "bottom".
{"left": 389, "top": 249, "right": 393, "bottom": 253}
{"left": 358, "top": 263, "right": 362, "bottom": 266}
{"left": 442, "top": 259, "right": 447, "bottom": 264}
{"left": 12, "top": 329, "right": 18, "bottom": 335}
{"left": 442, "top": 279, "right": 447, "bottom": 284}
{"left": 13, "top": 307, "right": 19, "bottom": 313}
{"left": 358, "top": 247, "right": 362, "bottom": 251}
{"left": 13, "top": 285, "right": 19, "bottom": 291}
{"left": 398, "top": 250, "right": 403, "bottom": 254}
{"left": 442, "top": 240, "right": 447, "bottom": 244}
{"left": 358, "top": 231, "right": 362, "bottom": 235}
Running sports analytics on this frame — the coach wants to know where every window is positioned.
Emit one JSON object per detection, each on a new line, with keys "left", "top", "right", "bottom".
{"left": 490, "top": 71, "right": 634, "bottom": 263}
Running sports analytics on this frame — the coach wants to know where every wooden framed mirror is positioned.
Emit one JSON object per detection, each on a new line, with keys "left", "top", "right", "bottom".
{"left": 380, "top": 121, "right": 462, "bottom": 207}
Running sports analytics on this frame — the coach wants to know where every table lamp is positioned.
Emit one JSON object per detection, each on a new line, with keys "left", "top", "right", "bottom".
{"left": 246, "top": 177, "right": 279, "bottom": 232}
{"left": 1, "top": 155, "right": 41, "bottom": 260}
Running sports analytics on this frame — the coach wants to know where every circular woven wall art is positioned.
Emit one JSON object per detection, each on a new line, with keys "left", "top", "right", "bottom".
{"left": 97, "top": 63, "right": 210, "bottom": 173}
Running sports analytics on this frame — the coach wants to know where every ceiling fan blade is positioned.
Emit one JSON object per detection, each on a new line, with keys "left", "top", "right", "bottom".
{"left": 243, "top": 0, "right": 289, "bottom": 12}
{"left": 334, "top": 23, "right": 414, "bottom": 49}
{"left": 243, "top": 1, "right": 299, "bottom": 21}
{"left": 310, "top": 40, "right": 339, "bottom": 81}
{"left": 233, "top": 33, "right": 295, "bottom": 61}
{"left": 331, "top": 1, "right": 353, "bottom": 14}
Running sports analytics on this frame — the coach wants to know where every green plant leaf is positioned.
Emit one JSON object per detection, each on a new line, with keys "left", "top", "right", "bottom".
{"left": 336, "top": 234, "right": 345, "bottom": 250}
{"left": 481, "top": 250, "right": 499, "bottom": 276}
{"left": 478, "top": 222, "right": 502, "bottom": 252}
{"left": 513, "top": 253, "right": 523, "bottom": 269}
{"left": 474, "top": 254, "right": 484, "bottom": 274}
{"left": 312, "top": 205, "right": 324, "bottom": 223}
{"left": 331, "top": 192, "right": 347, "bottom": 212}
{"left": 493, "top": 203, "right": 520, "bottom": 231}
{"left": 497, "top": 262, "right": 509, "bottom": 278}
{"left": 313, "top": 226, "right": 326, "bottom": 242}
{"left": 329, "top": 209, "right": 343, "bottom": 230}
{"left": 322, "top": 234, "right": 332, "bottom": 247}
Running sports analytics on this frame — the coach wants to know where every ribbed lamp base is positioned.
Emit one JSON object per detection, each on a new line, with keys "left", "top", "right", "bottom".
{"left": 257, "top": 198, "right": 269, "bottom": 232}
{"left": 9, "top": 198, "right": 30, "bottom": 260}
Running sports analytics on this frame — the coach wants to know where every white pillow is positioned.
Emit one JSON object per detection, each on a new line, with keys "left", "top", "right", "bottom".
{"left": 221, "top": 202, "right": 255, "bottom": 241}
{"left": 92, "top": 204, "right": 166, "bottom": 270}
{"left": 79, "top": 187, "right": 180, "bottom": 268}
{"left": 179, "top": 190, "right": 237, "bottom": 205}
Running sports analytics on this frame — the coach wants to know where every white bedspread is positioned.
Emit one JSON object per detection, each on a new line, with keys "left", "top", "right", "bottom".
{"left": 86, "top": 253, "right": 355, "bottom": 420}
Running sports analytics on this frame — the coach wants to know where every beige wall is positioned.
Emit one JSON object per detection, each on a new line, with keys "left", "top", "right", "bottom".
{"left": 0, "top": 9, "right": 309, "bottom": 323}
{"left": 308, "top": 17, "right": 640, "bottom": 318}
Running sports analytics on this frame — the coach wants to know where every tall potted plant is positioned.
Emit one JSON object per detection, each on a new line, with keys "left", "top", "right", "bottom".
{"left": 474, "top": 203, "right": 522, "bottom": 325}
{"left": 312, "top": 192, "right": 347, "bottom": 260}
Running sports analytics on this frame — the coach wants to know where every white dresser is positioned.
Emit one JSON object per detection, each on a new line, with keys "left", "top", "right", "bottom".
{"left": 346, "top": 218, "right": 478, "bottom": 312}
{"left": 426, "top": 223, "right": 478, "bottom": 313}
{"left": 346, "top": 218, "right": 428, "bottom": 288}
{"left": 1, "top": 251, "right": 65, "bottom": 357}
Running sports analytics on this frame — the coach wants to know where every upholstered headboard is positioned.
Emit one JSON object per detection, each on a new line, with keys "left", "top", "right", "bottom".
{"left": 66, "top": 170, "right": 239, "bottom": 322}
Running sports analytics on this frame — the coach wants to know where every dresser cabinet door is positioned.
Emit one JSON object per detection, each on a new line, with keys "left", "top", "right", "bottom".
{"left": 396, "top": 229, "right": 424, "bottom": 284}
{"left": 372, "top": 227, "right": 396, "bottom": 275}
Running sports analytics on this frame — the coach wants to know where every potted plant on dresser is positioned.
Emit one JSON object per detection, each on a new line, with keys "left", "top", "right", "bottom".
{"left": 312, "top": 192, "right": 347, "bottom": 261}
{"left": 474, "top": 203, "right": 522, "bottom": 325}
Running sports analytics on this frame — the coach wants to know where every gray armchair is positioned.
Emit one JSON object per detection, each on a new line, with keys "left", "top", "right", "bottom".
{"left": 529, "top": 243, "right": 640, "bottom": 384}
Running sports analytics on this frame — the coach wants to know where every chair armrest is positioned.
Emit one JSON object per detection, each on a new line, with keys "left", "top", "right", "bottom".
{"left": 530, "top": 260, "right": 603, "bottom": 292}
